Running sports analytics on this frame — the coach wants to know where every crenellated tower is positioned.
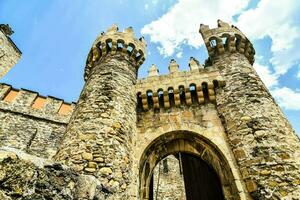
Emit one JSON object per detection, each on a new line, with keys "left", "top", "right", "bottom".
{"left": 200, "top": 20, "right": 300, "bottom": 198}
{"left": 54, "top": 24, "right": 146, "bottom": 198}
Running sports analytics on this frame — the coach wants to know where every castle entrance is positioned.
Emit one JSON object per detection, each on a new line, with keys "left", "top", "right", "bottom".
{"left": 139, "top": 131, "right": 239, "bottom": 200}
{"left": 149, "top": 153, "right": 224, "bottom": 200}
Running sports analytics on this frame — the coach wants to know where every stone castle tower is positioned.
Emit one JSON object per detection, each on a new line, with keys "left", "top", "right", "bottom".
{"left": 0, "top": 20, "right": 299, "bottom": 200}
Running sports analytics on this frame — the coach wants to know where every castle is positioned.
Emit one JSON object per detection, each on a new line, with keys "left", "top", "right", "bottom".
{"left": 0, "top": 20, "right": 299, "bottom": 200}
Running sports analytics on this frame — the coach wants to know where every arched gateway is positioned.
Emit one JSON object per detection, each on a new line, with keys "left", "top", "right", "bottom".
{"left": 139, "top": 131, "right": 236, "bottom": 199}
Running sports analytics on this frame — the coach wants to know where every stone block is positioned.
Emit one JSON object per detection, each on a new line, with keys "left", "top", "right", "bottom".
{"left": 99, "top": 167, "right": 112, "bottom": 175}
{"left": 245, "top": 180, "right": 257, "bottom": 193}
{"left": 82, "top": 152, "right": 93, "bottom": 161}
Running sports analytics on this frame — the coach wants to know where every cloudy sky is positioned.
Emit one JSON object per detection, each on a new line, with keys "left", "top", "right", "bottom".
{"left": 0, "top": 0, "right": 299, "bottom": 134}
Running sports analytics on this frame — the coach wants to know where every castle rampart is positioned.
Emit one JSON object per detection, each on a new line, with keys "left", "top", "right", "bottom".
{"left": 0, "top": 83, "right": 75, "bottom": 159}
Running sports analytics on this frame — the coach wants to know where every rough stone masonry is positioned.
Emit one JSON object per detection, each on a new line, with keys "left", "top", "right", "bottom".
{"left": 0, "top": 20, "right": 299, "bottom": 200}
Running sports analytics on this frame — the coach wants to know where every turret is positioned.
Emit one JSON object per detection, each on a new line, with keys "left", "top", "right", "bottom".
{"left": 201, "top": 20, "right": 300, "bottom": 198}
{"left": 55, "top": 24, "right": 146, "bottom": 198}
{"left": 199, "top": 19, "right": 255, "bottom": 65}
{"left": 85, "top": 24, "right": 146, "bottom": 81}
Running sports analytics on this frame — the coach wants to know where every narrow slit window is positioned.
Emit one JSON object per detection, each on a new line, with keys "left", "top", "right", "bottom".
{"left": 168, "top": 87, "right": 175, "bottom": 107}
{"left": 210, "top": 39, "right": 217, "bottom": 47}
{"left": 158, "top": 89, "right": 164, "bottom": 108}
{"left": 179, "top": 86, "right": 186, "bottom": 104}
{"left": 202, "top": 83, "right": 209, "bottom": 103}
{"left": 147, "top": 90, "right": 154, "bottom": 109}
{"left": 189, "top": 84, "right": 198, "bottom": 104}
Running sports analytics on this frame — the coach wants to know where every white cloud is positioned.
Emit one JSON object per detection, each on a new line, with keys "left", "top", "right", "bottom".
{"left": 144, "top": 4, "right": 149, "bottom": 10}
{"left": 176, "top": 51, "right": 183, "bottom": 58}
{"left": 152, "top": 0, "right": 159, "bottom": 5}
{"left": 253, "top": 62, "right": 278, "bottom": 88}
{"left": 141, "top": 0, "right": 250, "bottom": 57}
{"left": 236, "top": 0, "right": 300, "bottom": 75}
{"left": 272, "top": 87, "right": 300, "bottom": 110}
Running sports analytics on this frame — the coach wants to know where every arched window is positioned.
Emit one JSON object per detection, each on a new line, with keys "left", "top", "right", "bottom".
{"left": 136, "top": 50, "right": 144, "bottom": 62}
{"left": 147, "top": 90, "right": 153, "bottom": 109}
{"left": 168, "top": 87, "right": 175, "bottom": 107}
{"left": 137, "top": 92, "right": 143, "bottom": 112}
{"left": 127, "top": 43, "right": 135, "bottom": 55}
{"left": 106, "top": 38, "right": 112, "bottom": 52}
{"left": 179, "top": 85, "right": 186, "bottom": 105}
{"left": 157, "top": 89, "right": 164, "bottom": 108}
{"left": 221, "top": 33, "right": 230, "bottom": 50}
{"left": 201, "top": 82, "right": 209, "bottom": 103}
{"left": 189, "top": 83, "right": 198, "bottom": 104}
{"left": 117, "top": 39, "right": 125, "bottom": 51}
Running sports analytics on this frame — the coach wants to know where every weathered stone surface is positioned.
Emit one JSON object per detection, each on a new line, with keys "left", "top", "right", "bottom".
{"left": 0, "top": 149, "right": 106, "bottom": 200}
{"left": 99, "top": 167, "right": 113, "bottom": 176}
{"left": 54, "top": 25, "right": 146, "bottom": 199}
{"left": 0, "top": 149, "right": 120, "bottom": 199}
{"left": 0, "top": 24, "right": 21, "bottom": 79}
{"left": 213, "top": 52, "right": 300, "bottom": 199}
{"left": 82, "top": 152, "right": 93, "bottom": 161}
{"left": 153, "top": 155, "right": 186, "bottom": 200}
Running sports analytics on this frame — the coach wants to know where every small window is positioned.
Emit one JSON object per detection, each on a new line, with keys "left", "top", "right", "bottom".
{"left": 168, "top": 87, "right": 175, "bottom": 107}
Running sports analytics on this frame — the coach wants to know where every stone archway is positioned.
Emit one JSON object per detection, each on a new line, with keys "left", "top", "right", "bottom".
{"left": 139, "top": 130, "right": 240, "bottom": 200}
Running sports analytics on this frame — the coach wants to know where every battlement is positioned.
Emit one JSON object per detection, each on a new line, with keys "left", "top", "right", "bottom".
{"left": 85, "top": 24, "right": 147, "bottom": 81}
{"left": 0, "top": 83, "right": 75, "bottom": 123}
{"left": 136, "top": 58, "right": 225, "bottom": 111}
{"left": 199, "top": 20, "right": 255, "bottom": 65}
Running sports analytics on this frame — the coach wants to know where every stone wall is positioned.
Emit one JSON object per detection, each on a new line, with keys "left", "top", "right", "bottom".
{"left": 0, "top": 83, "right": 75, "bottom": 159}
{"left": 0, "top": 24, "right": 21, "bottom": 79}
{"left": 153, "top": 155, "right": 186, "bottom": 200}
{"left": 54, "top": 25, "right": 146, "bottom": 199}
{"left": 135, "top": 104, "right": 250, "bottom": 199}
{"left": 199, "top": 20, "right": 300, "bottom": 199}
{"left": 0, "top": 148, "right": 106, "bottom": 200}
{"left": 214, "top": 53, "right": 300, "bottom": 199}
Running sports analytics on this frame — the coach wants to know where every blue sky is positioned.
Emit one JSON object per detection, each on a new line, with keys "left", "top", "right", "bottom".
{"left": 0, "top": 0, "right": 299, "bottom": 134}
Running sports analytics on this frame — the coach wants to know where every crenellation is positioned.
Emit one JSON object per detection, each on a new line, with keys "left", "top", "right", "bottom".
{"left": 199, "top": 20, "right": 255, "bottom": 65}
{"left": 189, "top": 57, "right": 203, "bottom": 71}
{"left": 14, "top": 89, "right": 38, "bottom": 107}
{"left": 31, "top": 95, "right": 47, "bottom": 109}
{"left": 58, "top": 102, "right": 74, "bottom": 115}
{"left": 3, "top": 89, "right": 19, "bottom": 102}
{"left": 137, "top": 62, "right": 225, "bottom": 111}
{"left": 43, "top": 96, "right": 64, "bottom": 114}
{"left": 0, "top": 83, "right": 75, "bottom": 123}
{"left": 147, "top": 64, "right": 159, "bottom": 77}
{"left": 0, "top": 83, "right": 11, "bottom": 99}
{"left": 168, "top": 59, "right": 179, "bottom": 73}
{"left": 85, "top": 24, "right": 147, "bottom": 81}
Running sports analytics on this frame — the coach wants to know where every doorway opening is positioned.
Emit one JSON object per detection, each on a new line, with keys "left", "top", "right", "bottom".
{"left": 150, "top": 153, "right": 224, "bottom": 200}
{"left": 139, "top": 131, "right": 240, "bottom": 200}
